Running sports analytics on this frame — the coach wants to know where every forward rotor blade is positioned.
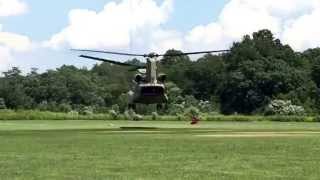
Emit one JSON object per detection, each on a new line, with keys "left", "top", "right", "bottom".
{"left": 72, "top": 49, "right": 230, "bottom": 58}
{"left": 72, "top": 49, "right": 146, "bottom": 57}
{"left": 79, "top": 55, "right": 146, "bottom": 68}
{"left": 158, "top": 50, "right": 230, "bottom": 57}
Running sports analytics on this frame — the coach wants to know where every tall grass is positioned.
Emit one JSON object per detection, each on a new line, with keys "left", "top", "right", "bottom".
{"left": 203, "top": 115, "right": 313, "bottom": 122}
{"left": 0, "top": 110, "right": 112, "bottom": 120}
{"left": 0, "top": 110, "right": 316, "bottom": 122}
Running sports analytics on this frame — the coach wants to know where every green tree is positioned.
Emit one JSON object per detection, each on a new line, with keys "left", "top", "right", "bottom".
{"left": 220, "top": 30, "right": 313, "bottom": 114}
{"left": 1, "top": 67, "right": 34, "bottom": 109}
{"left": 160, "top": 49, "right": 192, "bottom": 94}
{"left": 0, "top": 98, "right": 6, "bottom": 109}
{"left": 184, "top": 54, "right": 225, "bottom": 99}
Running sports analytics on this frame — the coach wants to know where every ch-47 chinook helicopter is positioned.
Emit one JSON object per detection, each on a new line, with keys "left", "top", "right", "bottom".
{"left": 72, "top": 49, "right": 229, "bottom": 110}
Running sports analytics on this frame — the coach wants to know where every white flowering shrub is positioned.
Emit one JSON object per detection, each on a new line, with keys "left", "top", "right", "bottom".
{"left": 109, "top": 110, "right": 119, "bottom": 120}
{"left": 111, "top": 104, "right": 120, "bottom": 113}
{"left": 68, "top": 110, "right": 79, "bottom": 116}
{"left": 124, "top": 109, "right": 142, "bottom": 121}
{"left": 80, "top": 106, "right": 94, "bottom": 115}
{"left": 198, "top": 100, "right": 213, "bottom": 113}
{"left": 266, "top": 100, "right": 305, "bottom": 115}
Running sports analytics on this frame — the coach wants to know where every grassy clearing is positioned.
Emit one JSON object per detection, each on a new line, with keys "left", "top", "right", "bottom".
{"left": 1, "top": 121, "right": 320, "bottom": 179}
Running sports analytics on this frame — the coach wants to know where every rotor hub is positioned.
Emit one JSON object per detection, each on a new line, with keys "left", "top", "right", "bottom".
{"left": 144, "top": 53, "right": 159, "bottom": 58}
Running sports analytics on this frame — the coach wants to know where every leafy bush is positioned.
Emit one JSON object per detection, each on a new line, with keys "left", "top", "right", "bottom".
{"left": 124, "top": 110, "right": 132, "bottom": 120}
{"left": 93, "top": 106, "right": 110, "bottom": 114}
{"left": 176, "top": 114, "right": 185, "bottom": 121}
{"left": 184, "top": 95, "right": 199, "bottom": 107}
{"left": 133, "top": 114, "right": 143, "bottom": 121}
{"left": 313, "top": 116, "right": 320, "bottom": 122}
{"left": 57, "top": 103, "right": 72, "bottom": 113}
{"left": 152, "top": 112, "right": 159, "bottom": 121}
{"left": 198, "top": 100, "right": 213, "bottom": 113}
{"left": 168, "top": 103, "right": 185, "bottom": 115}
{"left": 184, "top": 106, "right": 200, "bottom": 117}
{"left": 109, "top": 110, "right": 119, "bottom": 120}
{"left": 37, "top": 101, "right": 72, "bottom": 113}
{"left": 79, "top": 106, "right": 94, "bottom": 116}
{"left": 111, "top": 104, "right": 120, "bottom": 114}
{"left": 68, "top": 110, "right": 79, "bottom": 116}
{"left": 124, "top": 109, "right": 142, "bottom": 121}
{"left": 265, "top": 100, "right": 305, "bottom": 116}
{"left": 46, "top": 102, "right": 60, "bottom": 112}
{"left": 37, "top": 101, "right": 49, "bottom": 111}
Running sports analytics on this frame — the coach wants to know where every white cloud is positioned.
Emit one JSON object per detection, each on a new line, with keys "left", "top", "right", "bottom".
{"left": 0, "top": 0, "right": 28, "bottom": 17}
{"left": 0, "top": 32, "right": 33, "bottom": 72}
{"left": 185, "top": 23, "right": 230, "bottom": 50}
{"left": 149, "top": 29, "right": 182, "bottom": 53}
{"left": 0, "top": 32, "right": 32, "bottom": 52}
{"left": 282, "top": 10, "right": 320, "bottom": 51}
{"left": 46, "top": 0, "right": 320, "bottom": 56}
{"left": 219, "top": 0, "right": 281, "bottom": 39}
{"left": 184, "top": 0, "right": 320, "bottom": 52}
{"left": 0, "top": 27, "right": 33, "bottom": 72}
{"left": 47, "top": 0, "right": 174, "bottom": 51}
{"left": 0, "top": 0, "right": 32, "bottom": 72}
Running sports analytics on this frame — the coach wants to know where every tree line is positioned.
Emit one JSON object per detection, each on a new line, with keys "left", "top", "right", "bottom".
{"left": 1, "top": 29, "right": 320, "bottom": 115}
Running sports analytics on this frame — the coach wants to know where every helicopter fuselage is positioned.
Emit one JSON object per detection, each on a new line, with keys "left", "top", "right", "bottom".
{"left": 130, "top": 83, "right": 168, "bottom": 104}
{"left": 75, "top": 49, "right": 230, "bottom": 110}
{"left": 129, "top": 57, "right": 168, "bottom": 105}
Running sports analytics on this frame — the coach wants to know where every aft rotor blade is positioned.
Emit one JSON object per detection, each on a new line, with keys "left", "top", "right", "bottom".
{"left": 79, "top": 55, "right": 146, "bottom": 68}
{"left": 72, "top": 49, "right": 146, "bottom": 57}
{"left": 158, "top": 50, "right": 230, "bottom": 57}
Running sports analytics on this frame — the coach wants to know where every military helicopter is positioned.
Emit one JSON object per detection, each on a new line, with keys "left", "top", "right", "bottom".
{"left": 72, "top": 49, "right": 229, "bottom": 110}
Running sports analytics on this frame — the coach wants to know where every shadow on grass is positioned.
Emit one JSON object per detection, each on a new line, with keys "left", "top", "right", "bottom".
{"left": 120, "top": 127, "right": 160, "bottom": 130}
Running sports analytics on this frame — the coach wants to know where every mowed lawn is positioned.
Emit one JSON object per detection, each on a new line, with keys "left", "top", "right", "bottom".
{"left": 1, "top": 121, "right": 320, "bottom": 180}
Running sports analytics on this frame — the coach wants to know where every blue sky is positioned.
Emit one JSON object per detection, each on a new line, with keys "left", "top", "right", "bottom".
{"left": 0, "top": 0, "right": 229, "bottom": 72}
{"left": 2, "top": 0, "right": 228, "bottom": 41}
{"left": 1, "top": 0, "right": 320, "bottom": 73}
{"left": 2, "top": 0, "right": 113, "bottom": 40}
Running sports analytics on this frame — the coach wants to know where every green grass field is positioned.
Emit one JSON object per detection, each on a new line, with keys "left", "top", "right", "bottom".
{"left": 1, "top": 120, "right": 320, "bottom": 180}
